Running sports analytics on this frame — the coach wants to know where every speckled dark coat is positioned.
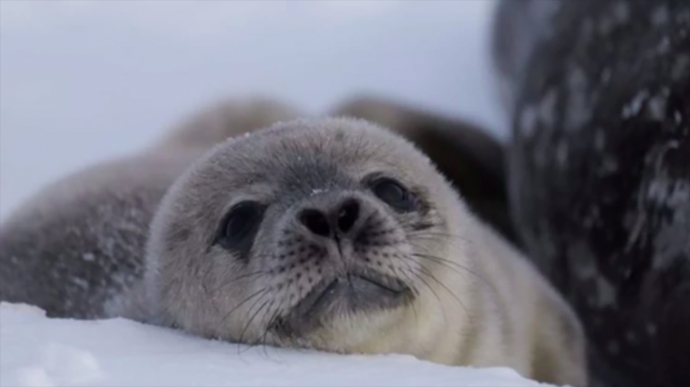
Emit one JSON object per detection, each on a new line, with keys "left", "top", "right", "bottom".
{"left": 492, "top": 1, "right": 690, "bottom": 386}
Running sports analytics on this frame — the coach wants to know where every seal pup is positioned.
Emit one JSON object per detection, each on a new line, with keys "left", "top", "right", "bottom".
{"left": 492, "top": 1, "right": 690, "bottom": 385}
{"left": 140, "top": 117, "right": 587, "bottom": 386}
{"left": 0, "top": 99, "right": 585, "bottom": 385}
{"left": 0, "top": 98, "right": 301, "bottom": 318}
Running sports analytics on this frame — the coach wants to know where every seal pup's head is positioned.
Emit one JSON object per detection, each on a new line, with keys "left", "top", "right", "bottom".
{"left": 145, "top": 117, "right": 472, "bottom": 354}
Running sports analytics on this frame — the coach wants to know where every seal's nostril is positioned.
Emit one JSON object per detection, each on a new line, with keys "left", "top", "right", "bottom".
{"left": 299, "top": 209, "right": 331, "bottom": 237}
{"left": 298, "top": 198, "right": 360, "bottom": 237}
{"left": 337, "top": 199, "right": 359, "bottom": 234}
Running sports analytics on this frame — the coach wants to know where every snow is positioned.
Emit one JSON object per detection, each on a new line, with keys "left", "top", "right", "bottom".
{"left": 0, "top": 303, "right": 553, "bottom": 387}
{"left": 0, "top": 2, "right": 549, "bottom": 386}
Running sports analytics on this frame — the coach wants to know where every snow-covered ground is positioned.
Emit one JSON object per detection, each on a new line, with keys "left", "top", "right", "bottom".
{"left": 0, "top": 303, "right": 549, "bottom": 387}
{"left": 0, "top": 1, "right": 538, "bottom": 386}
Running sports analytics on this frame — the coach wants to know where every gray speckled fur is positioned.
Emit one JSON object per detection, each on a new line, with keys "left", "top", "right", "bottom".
{"left": 0, "top": 98, "right": 301, "bottom": 319}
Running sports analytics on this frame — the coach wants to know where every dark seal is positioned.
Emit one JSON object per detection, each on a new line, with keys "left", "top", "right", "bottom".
{"left": 492, "top": 1, "right": 690, "bottom": 386}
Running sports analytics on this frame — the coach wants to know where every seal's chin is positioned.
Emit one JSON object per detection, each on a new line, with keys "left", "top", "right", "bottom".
{"left": 272, "top": 270, "right": 413, "bottom": 338}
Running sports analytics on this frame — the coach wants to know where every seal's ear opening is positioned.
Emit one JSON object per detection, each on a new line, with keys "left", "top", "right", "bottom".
{"left": 330, "top": 96, "right": 519, "bottom": 248}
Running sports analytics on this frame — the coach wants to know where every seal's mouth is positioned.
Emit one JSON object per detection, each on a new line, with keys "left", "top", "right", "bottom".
{"left": 272, "top": 270, "right": 413, "bottom": 338}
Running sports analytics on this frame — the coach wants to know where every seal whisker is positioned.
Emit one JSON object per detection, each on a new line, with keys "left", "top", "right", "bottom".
{"left": 396, "top": 267, "right": 421, "bottom": 328}
{"left": 393, "top": 265, "right": 422, "bottom": 298}
{"left": 410, "top": 251, "right": 498, "bottom": 296}
{"left": 415, "top": 264, "right": 474, "bottom": 329}
{"left": 219, "top": 287, "right": 269, "bottom": 329}
{"left": 409, "top": 249, "right": 471, "bottom": 274}
{"left": 407, "top": 231, "right": 472, "bottom": 246}
{"left": 237, "top": 298, "right": 271, "bottom": 351}
{"left": 401, "top": 266, "right": 449, "bottom": 326}
{"left": 244, "top": 300, "right": 283, "bottom": 360}
{"left": 206, "top": 270, "right": 267, "bottom": 296}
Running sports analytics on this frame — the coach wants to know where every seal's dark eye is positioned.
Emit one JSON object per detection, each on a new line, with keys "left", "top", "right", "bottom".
{"left": 370, "top": 178, "right": 417, "bottom": 212}
{"left": 216, "top": 201, "right": 265, "bottom": 259}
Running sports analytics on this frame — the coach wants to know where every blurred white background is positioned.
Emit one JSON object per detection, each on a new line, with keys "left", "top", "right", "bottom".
{"left": 0, "top": 0, "right": 505, "bottom": 220}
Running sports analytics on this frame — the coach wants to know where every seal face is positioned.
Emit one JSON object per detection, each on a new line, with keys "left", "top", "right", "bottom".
{"left": 146, "top": 118, "right": 453, "bottom": 351}
{"left": 267, "top": 187, "right": 417, "bottom": 338}
{"left": 215, "top": 176, "right": 419, "bottom": 340}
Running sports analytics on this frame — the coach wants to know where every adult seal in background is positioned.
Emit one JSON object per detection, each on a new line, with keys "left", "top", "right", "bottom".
{"left": 140, "top": 117, "right": 586, "bottom": 386}
{"left": 492, "top": 1, "right": 690, "bottom": 386}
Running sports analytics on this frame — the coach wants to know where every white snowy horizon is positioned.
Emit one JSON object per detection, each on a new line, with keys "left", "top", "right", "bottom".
{"left": 0, "top": 2, "right": 538, "bottom": 386}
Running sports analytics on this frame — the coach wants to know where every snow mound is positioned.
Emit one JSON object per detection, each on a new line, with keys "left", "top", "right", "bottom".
{"left": 0, "top": 302, "right": 553, "bottom": 387}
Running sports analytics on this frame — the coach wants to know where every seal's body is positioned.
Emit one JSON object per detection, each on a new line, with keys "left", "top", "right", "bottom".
{"left": 0, "top": 151, "right": 188, "bottom": 318}
{"left": 0, "top": 99, "right": 301, "bottom": 319}
{"left": 492, "top": 1, "right": 690, "bottom": 385}
{"left": 0, "top": 102, "right": 586, "bottom": 386}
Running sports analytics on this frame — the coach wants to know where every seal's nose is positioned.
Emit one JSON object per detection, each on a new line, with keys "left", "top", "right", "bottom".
{"left": 298, "top": 198, "right": 360, "bottom": 237}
